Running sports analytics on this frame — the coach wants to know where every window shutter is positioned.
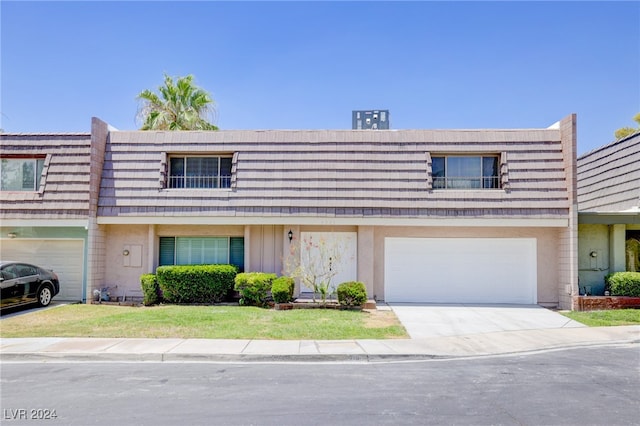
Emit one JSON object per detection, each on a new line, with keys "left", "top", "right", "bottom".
{"left": 229, "top": 237, "right": 245, "bottom": 272}
{"left": 159, "top": 237, "right": 176, "bottom": 266}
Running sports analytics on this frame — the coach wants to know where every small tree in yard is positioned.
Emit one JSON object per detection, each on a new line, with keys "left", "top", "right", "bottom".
{"left": 284, "top": 234, "right": 347, "bottom": 304}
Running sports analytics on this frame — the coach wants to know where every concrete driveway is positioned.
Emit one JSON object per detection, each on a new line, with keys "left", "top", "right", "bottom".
{"left": 0, "top": 301, "right": 68, "bottom": 319}
{"left": 388, "top": 303, "right": 585, "bottom": 339}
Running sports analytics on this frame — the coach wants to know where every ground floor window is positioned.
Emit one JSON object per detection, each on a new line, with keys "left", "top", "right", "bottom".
{"left": 159, "top": 236, "right": 244, "bottom": 271}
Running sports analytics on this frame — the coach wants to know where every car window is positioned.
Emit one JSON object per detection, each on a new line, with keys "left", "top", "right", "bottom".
{"left": 1, "top": 265, "right": 18, "bottom": 280}
{"left": 16, "top": 264, "right": 37, "bottom": 278}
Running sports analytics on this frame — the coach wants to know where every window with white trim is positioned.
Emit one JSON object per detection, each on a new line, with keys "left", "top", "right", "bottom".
{"left": 0, "top": 158, "right": 45, "bottom": 191}
{"left": 168, "top": 156, "right": 232, "bottom": 189}
{"left": 432, "top": 155, "right": 500, "bottom": 189}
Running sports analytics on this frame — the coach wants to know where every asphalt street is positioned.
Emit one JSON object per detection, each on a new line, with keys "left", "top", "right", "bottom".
{"left": 1, "top": 345, "right": 638, "bottom": 426}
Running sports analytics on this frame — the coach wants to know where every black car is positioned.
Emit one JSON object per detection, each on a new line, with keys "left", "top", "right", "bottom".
{"left": 0, "top": 261, "right": 60, "bottom": 309}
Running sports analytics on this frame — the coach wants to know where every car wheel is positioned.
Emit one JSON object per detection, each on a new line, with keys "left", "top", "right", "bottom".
{"left": 37, "top": 286, "right": 53, "bottom": 307}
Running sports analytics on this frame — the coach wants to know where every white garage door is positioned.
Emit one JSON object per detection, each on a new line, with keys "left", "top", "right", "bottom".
{"left": 384, "top": 238, "right": 537, "bottom": 304}
{"left": 1, "top": 239, "right": 84, "bottom": 301}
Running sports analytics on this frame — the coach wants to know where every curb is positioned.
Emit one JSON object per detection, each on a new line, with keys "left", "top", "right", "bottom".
{"left": 2, "top": 339, "right": 637, "bottom": 364}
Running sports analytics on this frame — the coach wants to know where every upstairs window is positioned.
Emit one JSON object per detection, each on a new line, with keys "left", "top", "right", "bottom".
{"left": 432, "top": 155, "right": 500, "bottom": 189}
{"left": 168, "top": 156, "right": 232, "bottom": 189}
{"left": 0, "top": 158, "right": 45, "bottom": 191}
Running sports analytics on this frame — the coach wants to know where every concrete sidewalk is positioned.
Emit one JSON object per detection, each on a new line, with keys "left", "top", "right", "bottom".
{"left": 1, "top": 326, "right": 638, "bottom": 363}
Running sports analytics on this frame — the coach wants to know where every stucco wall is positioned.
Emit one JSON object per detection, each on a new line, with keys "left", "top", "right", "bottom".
{"left": 103, "top": 224, "right": 262, "bottom": 297}
{"left": 102, "top": 224, "right": 150, "bottom": 297}
{"left": 373, "top": 226, "right": 562, "bottom": 306}
{"left": 102, "top": 223, "right": 565, "bottom": 306}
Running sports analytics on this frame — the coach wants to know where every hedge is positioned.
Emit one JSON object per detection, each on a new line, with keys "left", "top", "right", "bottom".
{"left": 140, "top": 273, "right": 160, "bottom": 306}
{"left": 336, "top": 281, "right": 368, "bottom": 306}
{"left": 605, "top": 272, "right": 640, "bottom": 297}
{"left": 234, "top": 272, "right": 277, "bottom": 307}
{"left": 271, "top": 276, "right": 295, "bottom": 303}
{"left": 156, "top": 264, "right": 238, "bottom": 304}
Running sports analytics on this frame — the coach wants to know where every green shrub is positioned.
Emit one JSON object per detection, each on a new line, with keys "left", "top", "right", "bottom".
{"left": 605, "top": 272, "right": 640, "bottom": 297}
{"left": 272, "top": 276, "right": 295, "bottom": 303}
{"left": 234, "top": 272, "right": 277, "bottom": 306}
{"left": 140, "top": 273, "right": 160, "bottom": 306}
{"left": 336, "top": 281, "right": 368, "bottom": 306}
{"left": 156, "top": 264, "right": 238, "bottom": 304}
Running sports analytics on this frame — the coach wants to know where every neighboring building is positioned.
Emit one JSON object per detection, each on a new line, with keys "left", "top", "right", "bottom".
{"left": 352, "top": 110, "right": 390, "bottom": 130}
{"left": 577, "top": 131, "right": 640, "bottom": 295}
{"left": 91, "top": 115, "right": 578, "bottom": 309}
{"left": 0, "top": 132, "right": 93, "bottom": 302}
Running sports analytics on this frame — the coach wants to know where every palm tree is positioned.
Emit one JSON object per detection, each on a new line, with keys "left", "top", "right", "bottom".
{"left": 136, "top": 74, "right": 218, "bottom": 130}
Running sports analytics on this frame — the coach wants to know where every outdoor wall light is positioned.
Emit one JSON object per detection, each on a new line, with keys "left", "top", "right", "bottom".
{"left": 7, "top": 232, "right": 17, "bottom": 239}
{"left": 288, "top": 229, "right": 293, "bottom": 243}
{"left": 123, "top": 249, "right": 130, "bottom": 256}
{"left": 589, "top": 251, "right": 598, "bottom": 258}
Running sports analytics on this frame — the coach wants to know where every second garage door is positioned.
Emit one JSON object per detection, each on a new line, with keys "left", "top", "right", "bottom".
{"left": 384, "top": 237, "right": 537, "bottom": 304}
{"left": 0, "top": 239, "right": 85, "bottom": 301}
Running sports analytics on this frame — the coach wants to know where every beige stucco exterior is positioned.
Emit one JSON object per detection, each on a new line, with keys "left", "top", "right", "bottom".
{"left": 102, "top": 222, "right": 564, "bottom": 307}
{"left": 103, "top": 224, "right": 244, "bottom": 296}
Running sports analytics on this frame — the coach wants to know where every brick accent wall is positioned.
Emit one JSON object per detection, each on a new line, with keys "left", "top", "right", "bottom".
{"left": 574, "top": 296, "right": 640, "bottom": 311}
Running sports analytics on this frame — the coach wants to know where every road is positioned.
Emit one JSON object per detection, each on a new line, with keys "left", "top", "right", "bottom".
{"left": 1, "top": 345, "right": 638, "bottom": 425}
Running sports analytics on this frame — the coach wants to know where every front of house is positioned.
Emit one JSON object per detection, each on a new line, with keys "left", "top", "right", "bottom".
{"left": 0, "top": 117, "right": 578, "bottom": 308}
{"left": 87, "top": 115, "right": 578, "bottom": 309}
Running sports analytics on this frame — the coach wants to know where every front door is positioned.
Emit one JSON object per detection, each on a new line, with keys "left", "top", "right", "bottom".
{"left": 299, "top": 232, "right": 357, "bottom": 294}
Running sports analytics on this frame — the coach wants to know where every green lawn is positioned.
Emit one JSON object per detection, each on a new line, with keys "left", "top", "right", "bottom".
{"left": 0, "top": 304, "right": 408, "bottom": 340}
{"left": 561, "top": 309, "right": 640, "bottom": 327}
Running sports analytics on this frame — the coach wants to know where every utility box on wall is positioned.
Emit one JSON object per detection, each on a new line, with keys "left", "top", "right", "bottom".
{"left": 352, "top": 110, "right": 390, "bottom": 130}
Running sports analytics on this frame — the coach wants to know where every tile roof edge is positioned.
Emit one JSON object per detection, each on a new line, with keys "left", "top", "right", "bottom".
{"left": 578, "top": 131, "right": 640, "bottom": 160}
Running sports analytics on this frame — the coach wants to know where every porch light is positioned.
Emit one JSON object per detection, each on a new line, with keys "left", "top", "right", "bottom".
{"left": 288, "top": 229, "right": 293, "bottom": 243}
{"left": 589, "top": 251, "right": 598, "bottom": 258}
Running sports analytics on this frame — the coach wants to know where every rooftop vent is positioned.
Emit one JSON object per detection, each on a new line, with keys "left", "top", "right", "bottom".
{"left": 352, "top": 110, "right": 390, "bottom": 130}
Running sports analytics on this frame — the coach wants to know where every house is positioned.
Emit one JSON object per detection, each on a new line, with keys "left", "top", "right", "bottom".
{"left": 577, "top": 131, "right": 640, "bottom": 295}
{"left": 0, "top": 131, "right": 94, "bottom": 302}
{"left": 1, "top": 116, "right": 579, "bottom": 308}
{"left": 88, "top": 115, "right": 578, "bottom": 309}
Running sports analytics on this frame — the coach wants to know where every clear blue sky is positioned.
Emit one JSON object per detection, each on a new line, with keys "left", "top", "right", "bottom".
{"left": 1, "top": 1, "right": 639, "bottom": 155}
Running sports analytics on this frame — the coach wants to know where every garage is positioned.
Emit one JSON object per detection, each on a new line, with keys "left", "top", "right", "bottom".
{"left": 384, "top": 237, "right": 537, "bottom": 304}
{"left": 1, "top": 239, "right": 84, "bottom": 301}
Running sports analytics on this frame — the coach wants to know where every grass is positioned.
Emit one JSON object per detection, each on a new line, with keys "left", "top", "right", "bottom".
{"left": 0, "top": 304, "right": 408, "bottom": 340}
{"left": 560, "top": 309, "right": 640, "bottom": 327}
